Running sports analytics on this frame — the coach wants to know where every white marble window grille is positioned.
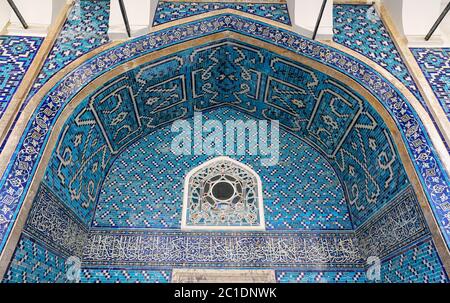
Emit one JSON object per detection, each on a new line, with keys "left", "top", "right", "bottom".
{"left": 182, "top": 157, "right": 265, "bottom": 231}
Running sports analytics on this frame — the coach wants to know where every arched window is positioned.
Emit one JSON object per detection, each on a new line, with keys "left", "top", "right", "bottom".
{"left": 182, "top": 157, "right": 265, "bottom": 231}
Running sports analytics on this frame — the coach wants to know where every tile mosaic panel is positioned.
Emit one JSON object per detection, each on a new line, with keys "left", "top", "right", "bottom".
{"left": 275, "top": 270, "right": 367, "bottom": 283}
{"left": 381, "top": 238, "right": 448, "bottom": 283}
{"left": 411, "top": 48, "right": 450, "bottom": 121}
{"left": 28, "top": 0, "right": 110, "bottom": 98}
{"left": 80, "top": 268, "right": 171, "bottom": 283}
{"left": 82, "top": 229, "right": 362, "bottom": 268}
{"left": 333, "top": 5, "right": 423, "bottom": 103}
{"left": 95, "top": 108, "right": 350, "bottom": 230}
{"left": 356, "top": 186, "right": 429, "bottom": 260}
{"left": 0, "top": 36, "right": 43, "bottom": 120}
{"left": 24, "top": 184, "right": 88, "bottom": 257}
{"left": 10, "top": 176, "right": 430, "bottom": 282}
{"left": 153, "top": 1, "right": 291, "bottom": 26}
{"left": 43, "top": 102, "right": 113, "bottom": 225}
{"left": 0, "top": 13, "right": 448, "bottom": 263}
{"left": 43, "top": 39, "right": 407, "bottom": 230}
{"left": 2, "top": 235, "right": 68, "bottom": 283}
{"left": 1, "top": 5, "right": 449, "bottom": 283}
{"left": 0, "top": 0, "right": 110, "bottom": 153}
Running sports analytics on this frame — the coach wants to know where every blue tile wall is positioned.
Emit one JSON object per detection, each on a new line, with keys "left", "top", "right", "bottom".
{"left": 94, "top": 107, "right": 351, "bottom": 230}
{"left": 28, "top": 0, "right": 110, "bottom": 98}
{"left": 2, "top": 235, "right": 68, "bottom": 283}
{"left": 82, "top": 229, "right": 363, "bottom": 268}
{"left": 411, "top": 48, "right": 450, "bottom": 121}
{"left": 381, "top": 239, "right": 448, "bottom": 283}
{"left": 275, "top": 270, "right": 367, "bottom": 283}
{"left": 24, "top": 183, "right": 88, "bottom": 257}
{"left": 80, "top": 268, "right": 171, "bottom": 283}
{"left": 153, "top": 1, "right": 291, "bottom": 26}
{"left": 1, "top": 12, "right": 449, "bottom": 281}
{"left": 333, "top": 5, "right": 423, "bottom": 104}
{"left": 0, "top": 0, "right": 110, "bottom": 154}
{"left": 43, "top": 105, "right": 112, "bottom": 226}
{"left": 0, "top": 36, "right": 43, "bottom": 120}
{"left": 41, "top": 39, "right": 408, "bottom": 228}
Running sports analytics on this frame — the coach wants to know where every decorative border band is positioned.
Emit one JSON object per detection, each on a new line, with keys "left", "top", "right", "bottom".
{"left": 0, "top": 14, "right": 449, "bottom": 273}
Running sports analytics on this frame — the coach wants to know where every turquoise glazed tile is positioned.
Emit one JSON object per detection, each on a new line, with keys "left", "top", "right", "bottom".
{"left": 276, "top": 270, "right": 367, "bottom": 283}
{"left": 94, "top": 108, "right": 352, "bottom": 230}
{"left": 154, "top": 1, "right": 291, "bottom": 26}
{"left": 29, "top": 0, "right": 110, "bottom": 98}
{"left": 411, "top": 48, "right": 450, "bottom": 121}
{"left": 80, "top": 268, "right": 171, "bottom": 283}
{"left": 2, "top": 235, "right": 68, "bottom": 283}
{"left": 0, "top": 36, "right": 43, "bottom": 120}
{"left": 381, "top": 239, "right": 448, "bottom": 283}
{"left": 333, "top": 5, "right": 423, "bottom": 103}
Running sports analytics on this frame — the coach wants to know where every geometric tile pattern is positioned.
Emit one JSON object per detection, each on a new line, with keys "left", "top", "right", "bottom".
{"left": 381, "top": 239, "right": 448, "bottom": 283}
{"left": 80, "top": 268, "right": 171, "bottom": 283}
{"left": 275, "top": 270, "right": 367, "bottom": 283}
{"left": 411, "top": 48, "right": 450, "bottom": 121}
{"left": 28, "top": 0, "right": 110, "bottom": 98}
{"left": 0, "top": 36, "right": 43, "bottom": 120}
{"left": 12, "top": 176, "right": 431, "bottom": 280}
{"left": 44, "top": 102, "right": 112, "bottom": 225}
{"left": 2, "top": 235, "right": 68, "bottom": 283}
{"left": 333, "top": 5, "right": 423, "bottom": 103}
{"left": 1, "top": 13, "right": 449, "bottom": 269}
{"left": 153, "top": 1, "right": 291, "bottom": 26}
{"left": 44, "top": 40, "right": 408, "bottom": 229}
{"left": 356, "top": 186, "right": 429, "bottom": 260}
{"left": 24, "top": 184, "right": 88, "bottom": 257}
{"left": 0, "top": 0, "right": 110, "bottom": 154}
{"left": 95, "top": 108, "right": 351, "bottom": 230}
{"left": 18, "top": 177, "right": 427, "bottom": 272}
{"left": 83, "top": 229, "right": 362, "bottom": 268}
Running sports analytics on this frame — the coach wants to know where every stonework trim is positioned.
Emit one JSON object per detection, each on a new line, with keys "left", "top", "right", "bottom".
{"left": 171, "top": 268, "right": 276, "bottom": 283}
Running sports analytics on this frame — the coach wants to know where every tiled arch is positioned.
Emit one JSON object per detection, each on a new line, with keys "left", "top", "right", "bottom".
{"left": 39, "top": 37, "right": 411, "bottom": 230}
{"left": 0, "top": 14, "right": 449, "bottom": 280}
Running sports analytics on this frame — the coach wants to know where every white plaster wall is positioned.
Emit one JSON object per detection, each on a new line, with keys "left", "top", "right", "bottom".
{"left": 0, "top": 0, "right": 11, "bottom": 34}
{"left": 440, "top": 0, "right": 450, "bottom": 45}
{"left": 9, "top": 0, "right": 54, "bottom": 25}
{"left": 382, "top": 0, "right": 405, "bottom": 36}
{"left": 287, "top": 0, "right": 333, "bottom": 40}
{"left": 5, "top": 0, "right": 67, "bottom": 36}
{"left": 382, "top": 0, "right": 446, "bottom": 45}
{"left": 402, "top": 0, "right": 442, "bottom": 37}
{"left": 108, "top": 0, "right": 158, "bottom": 40}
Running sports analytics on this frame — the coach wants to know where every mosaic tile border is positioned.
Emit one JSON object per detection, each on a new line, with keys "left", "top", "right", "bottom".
{"left": 24, "top": 183, "right": 88, "bottom": 258}
{"left": 153, "top": 1, "right": 291, "bottom": 26}
{"left": 275, "top": 270, "right": 367, "bottom": 283}
{"left": 356, "top": 186, "right": 429, "bottom": 260}
{"left": 19, "top": 179, "right": 430, "bottom": 274}
{"left": 0, "top": 0, "right": 110, "bottom": 153}
{"left": 80, "top": 268, "right": 171, "bottom": 283}
{"left": 410, "top": 48, "right": 450, "bottom": 121}
{"left": 82, "top": 229, "right": 362, "bottom": 268}
{"left": 333, "top": 4, "right": 450, "bottom": 153}
{"left": 0, "top": 36, "right": 43, "bottom": 120}
{"left": 28, "top": 0, "right": 110, "bottom": 98}
{"left": 333, "top": 4, "right": 423, "bottom": 104}
{"left": 0, "top": 13, "right": 449, "bottom": 264}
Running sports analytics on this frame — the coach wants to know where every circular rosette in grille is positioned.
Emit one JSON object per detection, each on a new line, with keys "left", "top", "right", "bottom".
{"left": 182, "top": 157, "right": 264, "bottom": 230}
